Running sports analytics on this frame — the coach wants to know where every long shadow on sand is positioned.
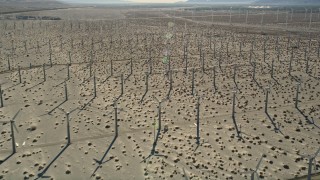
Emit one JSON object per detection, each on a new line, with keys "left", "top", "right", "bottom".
{"left": 140, "top": 123, "right": 165, "bottom": 164}
{"left": 90, "top": 134, "right": 118, "bottom": 177}
{"left": 140, "top": 90, "right": 148, "bottom": 103}
{"left": 0, "top": 152, "right": 14, "bottom": 165}
{"left": 271, "top": 76, "right": 280, "bottom": 85}
{"left": 102, "top": 75, "right": 112, "bottom": 84}
{"left": 4, "top": 82, "right": 21, "bottom": 91}
{"left": 25, "top": 81, "right": 45, "bottom": 92}
{"left": 78, "top": 96, "right": 95, "bottom": 114}
{"left": 232, "top": 114, "right": 242, "bottom": 139}
{"left": 47, "top": 99, "right": 67, "bottom": 115}
{"left": 36, "top": 143, "right": 70, "bottom": 179}
{"left": 266, "top": 112, "right": 283, "bottom": 134}
{"left": 91, "top": 112, "right": 119, "bottom": 178}
{"left": 296, "top": 107, "right": 320, "bottom": 129}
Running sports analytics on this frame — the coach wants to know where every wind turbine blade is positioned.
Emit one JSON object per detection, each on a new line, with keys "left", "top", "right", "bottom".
{"left": 314, "top": 147, "right": 320, "bottom": 157}
{"left": 248, "top": 172, "right": 253, "bottom": 180}
{"left": 152, "top": 95, "right": 159, "bottom": 103}
{"left": 300, "top": 154, "right": 311, "bottom": 159}
{"left": 118, "top": 108, "right": 127, "bottom": 113}
{"left": 57, "top": 107, "right": 66, "bottom": 114}
{"left": 12, "top": 109, "right": 21, "bottom": 121}
{"left": 161, "top": 97, "right": 168, "bottom": 103}
{"left": 13, "top": 122, "right": 19, "bottom": 133}
{"left": 255, "top": 171, "right": 260, "bottom": 180}
{"left": 256, "top": 155, "right": 264, "bottom": 171}
{"left": 243, "top": 170, "right": 255, "bottom": 174}
{"left": 105, "top": 110, "right": 114, "bottom": 116}
{"left": 69, "top": 107, "right": 79, "bottom": 114}
{"left": 183, "top": 168, "right": 188, "bottom": 180}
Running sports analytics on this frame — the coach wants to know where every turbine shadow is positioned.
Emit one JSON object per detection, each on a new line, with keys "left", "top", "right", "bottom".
{"left": 232, "top": 114, "right": 242, "bottom": 139}
{"left": 25, "top": 81, "right": 44, "bottom": 92}
{"left": 140, "top": 123, "right": 164, "bottom": 163}
{"left": 140, "top": 91, "right": 148, "bottom": 103}
{"left": 0, "top": 152, "right": 14, "bottom": 165}
{"left": 78, "top": 97, "right": 95, "bottom": 114}
{"left": 48, "top": 100, "right": 67, "bottom": 115}
{"left": 36, "top": 143, "right": 70, "bottom": 179}
{"left": 91, "top": 135, "right": 117, "bottom": 177}
{"left": 296, "top": 107, "right": 320, "bottom": 129}
{"left": 253, "top": 78, "right": 262, "bottom": 89}
{"left": 272, "top": 77, "right": 280, "bottom": 85}
{"left": 266, "top": 112, "right": 283, "bottom": 134}
{"left": 102, "top": 74, "right": 112, "bottom": 83}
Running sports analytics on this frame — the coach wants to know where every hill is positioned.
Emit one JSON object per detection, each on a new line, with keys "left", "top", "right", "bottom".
{"left": 186, "top": 0, "right": 254, "bottom": 4}
{"left": 0, "top": 0, "right": 67, "bottom": 14}
{"left": 254, "top": 0, "right": 320, "bottom": 5}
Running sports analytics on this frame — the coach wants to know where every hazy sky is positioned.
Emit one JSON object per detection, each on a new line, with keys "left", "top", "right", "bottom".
{"left": 131, "top": 0, "right": 184, "bottom": 2}
{"left": 60, "top": 0, "right": 186, "bottom": 3}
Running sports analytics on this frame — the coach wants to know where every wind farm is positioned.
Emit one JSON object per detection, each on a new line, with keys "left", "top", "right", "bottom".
{"left": 0, "top": 1, "right": 320, "bottom": 179}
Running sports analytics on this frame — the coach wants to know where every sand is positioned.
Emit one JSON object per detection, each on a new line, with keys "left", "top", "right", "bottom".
{"left": 0, "top": 5, "right": 320, "bottom": 180}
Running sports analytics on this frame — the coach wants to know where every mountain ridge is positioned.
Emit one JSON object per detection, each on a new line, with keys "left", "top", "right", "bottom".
{"left": 186, "top": 0, "right": 254, "bottom": 4}
{"left": 186, "top": 0, "right": 320, "bottom": 5}
{"left": 254, "top": 0, "right": 320, "bottom": 5}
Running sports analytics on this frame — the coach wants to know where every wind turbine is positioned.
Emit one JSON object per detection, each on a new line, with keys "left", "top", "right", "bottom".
{"left": 309, "top": 9, "right": 313, "bottom": 29}
{"left": 305, "top": 8, "right": 308, "bottom": 20}
{"left": 193, "top": 89, "right": 205, "bottom": 145}
{"left": 301, "top": 147, "right": 320, "bottom": 180}
{"left": 231, "top": 86, "right": 241, "bottom": 138}
{"left": 229, "top": 7, "right": 233, "bottom": 24}
{"left": 246, "top": 10, "right": 249, "bottom": 24}
{"left": 58, "top": 107, "right": 78, "bottom": 145}
{"left": 93, "top": 98, "right": 126, "bottom": 166}
{"left": 152, "top": 95, "right": 168, "bottom": 136}
{"left": 245, "top": 154, "right": 264, "bottom": 180}
{"left": 0, "top": 84, "right": 3, "bottom": 108}
{"left": 0, "top": 109, "right": 21, "bottom": 154}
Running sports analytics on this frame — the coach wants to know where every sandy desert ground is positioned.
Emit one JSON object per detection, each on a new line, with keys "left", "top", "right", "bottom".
{"left": 0, "top": 5, "right": 320, "bottom": 180}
